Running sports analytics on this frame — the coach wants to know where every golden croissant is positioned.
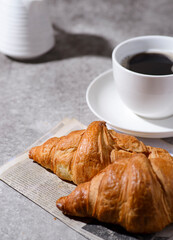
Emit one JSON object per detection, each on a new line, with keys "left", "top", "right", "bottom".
{"left": 29, "top": 121, "right": 147, "bottom": 185}
{"left": 57, "top": 151, "right": 173, "bottom": 233}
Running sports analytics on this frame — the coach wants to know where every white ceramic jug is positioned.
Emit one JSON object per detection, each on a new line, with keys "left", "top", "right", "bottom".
{"left": 0, "top": 0, "right": 55, "bottom": 59}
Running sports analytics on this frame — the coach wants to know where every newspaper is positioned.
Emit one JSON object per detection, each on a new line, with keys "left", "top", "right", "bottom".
{"left": 1, "top": 118, "right": 173, "bottom": 240}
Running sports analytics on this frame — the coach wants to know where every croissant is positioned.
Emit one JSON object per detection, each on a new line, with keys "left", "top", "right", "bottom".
{"left": 29, "top": 121, "right": 147, "bottom": 185}
{"left": 56, "top": 152, "right": 173, "bottom": 233}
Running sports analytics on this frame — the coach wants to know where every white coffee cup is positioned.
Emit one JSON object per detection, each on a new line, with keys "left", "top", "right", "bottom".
{"left": 112, "top": 35, "right": 173, "bottom": 119}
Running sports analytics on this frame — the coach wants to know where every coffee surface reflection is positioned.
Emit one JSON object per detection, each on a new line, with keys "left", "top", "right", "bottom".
{"left": 122, "top": 52, "right": 173, "bottom": 75}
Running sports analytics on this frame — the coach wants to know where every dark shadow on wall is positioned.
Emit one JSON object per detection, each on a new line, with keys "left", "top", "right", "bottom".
{"left": 8, "top": 24, "right": 113, "bottom": 64}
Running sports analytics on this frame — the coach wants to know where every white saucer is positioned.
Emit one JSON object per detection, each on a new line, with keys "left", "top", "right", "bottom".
{"left": 86, "top": 69, "right": 173, "bottom": 138}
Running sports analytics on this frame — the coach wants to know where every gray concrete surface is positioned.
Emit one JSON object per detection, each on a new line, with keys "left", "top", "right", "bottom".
{"left": 0, "top": 0, "right": 173, "bottom": 239}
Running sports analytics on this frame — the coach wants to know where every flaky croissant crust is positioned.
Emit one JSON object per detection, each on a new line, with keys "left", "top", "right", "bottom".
{"left": 29, "top": 120, "right": 173, "bottom": 233}
{"left": 57, "top": 152, "right": 173, "bottom": 233}
{"left": 29, "top": 121, "right": 149, "bottom": 184}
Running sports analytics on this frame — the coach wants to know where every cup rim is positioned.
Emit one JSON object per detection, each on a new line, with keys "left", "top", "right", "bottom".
{"left": 112, "top": 35, "right": 173, "bottom": 78}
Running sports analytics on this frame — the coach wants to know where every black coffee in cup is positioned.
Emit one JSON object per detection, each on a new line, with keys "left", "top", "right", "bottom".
{"left": 121, "top": 52, "right": 173, "bottom": 75}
